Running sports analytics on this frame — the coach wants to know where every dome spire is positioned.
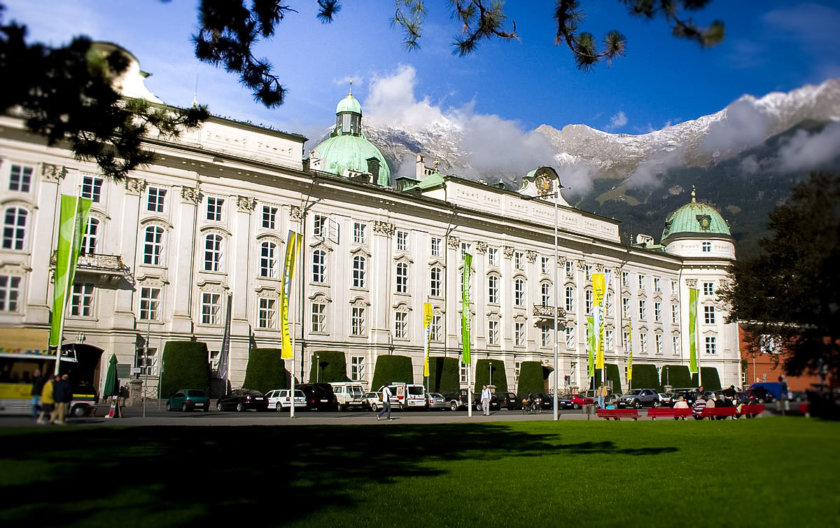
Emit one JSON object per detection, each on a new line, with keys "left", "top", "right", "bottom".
{"left": 691, "top": 185, "right": 697, "bottom": 203}
{"left": 349, "top": 79, "right": 353, "bottom": 96}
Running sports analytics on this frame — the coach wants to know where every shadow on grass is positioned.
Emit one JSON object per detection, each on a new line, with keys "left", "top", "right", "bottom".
{"left": 0, "top": 424, "right": 677, "bottom": 525}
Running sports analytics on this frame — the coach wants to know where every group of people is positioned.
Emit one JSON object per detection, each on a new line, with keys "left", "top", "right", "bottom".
{"left": 30, "top": 369, "right": 73, "bottom": 425}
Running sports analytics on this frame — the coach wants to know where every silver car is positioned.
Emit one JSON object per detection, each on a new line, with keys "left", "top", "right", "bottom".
{"left": 265, "top": 389, "right": 306, "bottom": 411}
{"left": 426, "top": 392, "right": 447, "bottom": 410}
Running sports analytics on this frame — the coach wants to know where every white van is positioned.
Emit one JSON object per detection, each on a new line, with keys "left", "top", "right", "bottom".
{"left": 378, "top": 383, "right": 427, "bottom": 410}
{"left": 329, "top": 382, "right": 366, "bottom": 411}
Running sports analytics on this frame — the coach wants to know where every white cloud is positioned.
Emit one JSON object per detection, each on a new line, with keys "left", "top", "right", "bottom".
{"left": 625, "top": 149, "right": 684, "bottom": 190}
{"left": 701, "top": 97, "right": 771, "bottom": 156}
{"left": 776, "top": 122, "right": 840, "bottom": 173}
{"left": 605, "top": 111, "right": 628, "bottom": 131}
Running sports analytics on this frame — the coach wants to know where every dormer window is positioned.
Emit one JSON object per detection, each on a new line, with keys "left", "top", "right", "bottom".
{"left": 337, "top": 111, "right": 361, "bottom": 135}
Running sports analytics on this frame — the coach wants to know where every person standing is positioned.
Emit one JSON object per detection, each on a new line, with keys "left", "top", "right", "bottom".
{"left": 30, "top": 369, "right": 44, "bottom": 420}
{"left": 377, "top": 384, "right": 392, "bottom": 421}
{"left": 53, "top": 374, "right": 72, "bottom": 425}
{"left": 38, "top": 374, "right": 55, "bottom": 424}
{"left": 597, "top": 383, "right": 608, "bottom": 409}
{"left": 481, "top": 385, "right": 491, "bottom": 416}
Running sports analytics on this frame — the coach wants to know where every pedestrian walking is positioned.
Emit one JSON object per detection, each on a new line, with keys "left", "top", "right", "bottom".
{"left": 30, "top": 369, "right": 44, "bottom": 419}
{"left": 597, "top": 383, "right": 608, "bottom": 409}
{"left": 377, "top": 384, "right": 393, "bottom": 421}
{"left": 53, "top": 374, "right": 72, "bottom": 425}
{"left": 38, "top": 374, "right": 55, "bottom": 424}
{"left": 481, "top": 385, "right": 491, "bottom": 416}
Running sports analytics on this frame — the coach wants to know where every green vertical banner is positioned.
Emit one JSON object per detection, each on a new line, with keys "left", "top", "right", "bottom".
{"left": 586, "top": 316, "right": 595, "bottom": 377}
{"left": 49, "top": 195, "right": 93, "bottom": 348}
{"left": 461, "top": 253, "right": 472, "bottom": 364}
{"left": 689, "top": 287, "right": 699, "bottom": 373}
{"left": 280, "top": 231, "right": 302, "bottom": 359}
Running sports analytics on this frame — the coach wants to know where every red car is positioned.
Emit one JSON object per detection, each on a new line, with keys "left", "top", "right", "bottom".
{"left": 569, "top": 393, "right": 594, "bottom": 409}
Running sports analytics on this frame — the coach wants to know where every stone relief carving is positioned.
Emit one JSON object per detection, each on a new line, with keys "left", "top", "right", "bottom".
{"left": 41, "top": 164, "right": 65, "bottom": 182}
{"left": 686, "top": 279, "right": 698, "bottom": 288}
{"left": 181, "top": 186, "right": 202, "bottom": 205}
{"left": 237, "top": 196, "right": 257, "bottom": 213}
{"left": 290, "top": 205, "right": 302, "bottom": 220}
{"left": 475, "top": 241, "right": 488, "bottom": 254}
{"left": 503, "top": 246, "right": 514, "bottom": 258}
{"left": 526, "top": 250, "right": 537, "bottom": 263}
{"left": 447, "top": 236, "right": 461, "bottom": 249}
{"left": 124, "top": 177, "right": 146, "bottom": 195}
{"left": 373, "top": 221, "right": 395, "bottom": 237}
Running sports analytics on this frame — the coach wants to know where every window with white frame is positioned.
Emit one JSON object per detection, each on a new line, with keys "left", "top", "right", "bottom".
{"left": 311, "top": 302, "right": 326, "bottom": 333}
{"left": 541, "top": 326, "right": 551, "bottom": 347}
{"left": 147, "top": 187, "right": 166, "bottom": 213}
{"left": 3, "top": 207, "right": 28, "bottom": 250}
{"left": 565, "top": 326, "right": 575, "bottom": 349}
{"left": 143, "top": 226, "right": 164, "bottom": 265}
{"left": 313, "top": 214, "right": 327, "bottom": 238}
{"left": 622, "top": 271, "right": 629, "bottom": 287}
{"left": 565, "top": 286, "right": 575, "bottom": 312}
{"left": 259, "top": 241, "right": 279, "bottom": 279}
{"left": 138, "top": 347, "right": 157, "bottom": 376}
{"left": 605, "top": 292, "right": 613, "bottom": 316}
{"left": 703, "top": 282, "right": 715, "bottom": 295}
{"left": 564, "top": 260, "right": 574, "bottom": 276}
{"left": 705, "top": 336, "right": 717, "bottom": 354}
{"left": 352, "top": 255, "right": 366, "bottom": 288}
{"left": 514, "top": 322, "right": 525, "bottom": 346}
{"left": 702, "top": 241, "right": 712, "bottom": 252}
{"left": 8, "top": 164, "right": 32, "bottom": 192}
{"left": 262, "top": 206, "right": 278, "bottom": 230}
{"left": 514, "top": 278, "right": 525, "bottom": 306}
{"left": 81, "top": 217, "right": 99, "bottom": 254}
{"left": 353, "top": 222, "right": 367, "bottom": 244}
{"left": 396, "top": 262, "right": 408, "bottom": 293}
{"left": 585, "top": 288, "right": 593, "bottom": 315}
{"left": 488, "top": 320, "right": 499, "bottom": 345}
{"left": 487, "top": 247, "right": 499, "bottom": 266}
{"left": 311, "top": 249, "right": 326, "bottom": 283}
{"left": 654, "top": 277, "right": 661, "bottom": 292}
{"left": 673, "top": 335, "right": 680, "bottom": 355}
{"left": 200, "top": 292, "right": 221, "bottom": 325}
{"left": 639, "top": 299, "right": 646, "bottom": 319}
{"left": 704, "top": 305, "right": 716, "bottom": 324}
{"left": 622, "top": 297, "right": 630, "bottom": 318}
{"left": 488, "top": 275, "right": 499, "bottom": 304}
{"left": 430, "top": 267, "right": 442, "bottom": 297}
{"left": 206, "top": 197, "right": 223, "bottom": 221}
{"left": 541, "top": 282, "right": 551, "bottom": 306}
{"left": 515, "top": 361, "right": 521, "bottom": 385}
{"left": 514, "top": 251, "right": 524, "bottom": 270}
{"left": 430, "top": 314, "right": 442, "bottom": 342}
{"left": 0, "top": 275, "right": 21, "bottom": 312}
{"left": 70, "top": 283, "right": 94, "bottom": 317}
{"left": 258, "top": 298, "right": 277, "bottom": 329}
{"left": 654, "top": 302, "right": 662, "bottom": 323}
{"left": 139, "top": 286, "right": 161, "bottom": 320}
{"left": 431, "top": 236, "right": 442, "bottom": 257}
{"left": 203, "top": 233, "right": 223, "bottom": 271}
{"left": 671, "top": 304, "right": 679, "bottom": 324}
{"left": 396, "top": 230, "right": 409, "bottom": 251}
{"left": 671, "top": 279, "right": 678, "bottom": 292}
{"left": 351, "top": 306, "right": 366, "bottom": 336}
{"left": 638, "top": 274, "right": 646, "bottom": 290}
{"left": 81, "top": 176, "right": 103, "bottom": 202}
{"left": 541, "top": 256, "right": 551, "bottom": 274}
{"left": 655, "top": 334, "right": 663, "bottom": 355}
{"left": 605, "top": 329, "right": 614, "bottom": 351}
{"left": 623, "top": 330, "right": 631, "bottom": 353}
{"left": 460, "top": 242, "right": 471, "bottom": 261}
{"left": 350, "top": 356, "right": 365, "bottom": 381}
{"left": 585, "top": 265, "right": 592, "bottom": 281}
{"left": 640, "top": 333, "right": 648, "bottom": 354}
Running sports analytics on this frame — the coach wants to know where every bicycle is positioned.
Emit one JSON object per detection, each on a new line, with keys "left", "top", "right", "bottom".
{"left": 521, "top": 394, "right": 542, "bottom": 415}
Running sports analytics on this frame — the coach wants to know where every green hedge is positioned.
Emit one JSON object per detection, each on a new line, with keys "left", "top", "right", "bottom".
{"left": 370, "top": 355, "right": 413, "bottom": 389}
{"left": 160, "top": 341, "right": 211, "bottom": 398}
{"left": 242, "top": 348, "right": 287, "bottom": 393}
{"left": 629, "top": 364, "right": 662, "bottom": 392}
{"left": 699, "top": 367, "right": 721, "bottom": 390}
{"left": 474, "top": 359, "right": 508, "bottom": 393}
{"left": 660, "top": 365, "right": 693, "bottom": 389}
{"left": 427, "top": 357, "right": 459, "bottom": 393}
{"left": 308, "top": 351, "right": 348, "bottom": 383}
{"left": 516, "top": 361, "right": 544, "bottom": 397}
{"left": 592, "top": 364, "right": 621, "bottom": 394}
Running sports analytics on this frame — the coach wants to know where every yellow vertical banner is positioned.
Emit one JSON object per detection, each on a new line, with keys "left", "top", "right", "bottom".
{"left": 280, "top": 231, "right": 302, "bottom": 359}
{"left": 423, "top": 303, "right": 433, "bottom": 377}
{"left": 592, "top": 273, "right": 606, "bottom": 370}
{"left": 627, "top": 323, "right": 633, "bottom": 382}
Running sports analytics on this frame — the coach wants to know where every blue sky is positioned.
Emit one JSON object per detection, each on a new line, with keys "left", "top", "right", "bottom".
{"left": 5, "top": 1, "right": 840, "bottom": 143}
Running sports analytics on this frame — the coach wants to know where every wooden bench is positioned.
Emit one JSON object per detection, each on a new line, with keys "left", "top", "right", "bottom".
{"left": 699, "top": 406, "right": 738, "bottom": 419}
{"left": 737, "top": 404, "right": 766, "bottom": 418}
{"left": 596, "top": 409, "right": 640, "bottom": 421}
{"left": 647, "top": 407, "right": 693, "bottom": 420}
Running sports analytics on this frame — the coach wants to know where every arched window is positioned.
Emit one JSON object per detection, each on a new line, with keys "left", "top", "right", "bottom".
{"left": 2, "top": 207, "right": 28, "bottom": 250}
{"left": 514, "top": 278, "right": 525, "bottom": 307}
{"left": 541, "top": 282, "right": 551, "bottom": 307}
{"left": 352, "top": 255, "right": 366, "bottom": 288}
{"left": 312, "top": 249, "right": 326, "bottom": 283}
{"left": 430, "top": 267, "right": 442, "bottom": 297}
{"left": 81, "top": 217, "right": 99, "bottom": 255}
{"left": 143, "top": 226, "right": 164, "bottom": 265}
{"left": 488, "top": 275, "right": 499, "bottom": 304}
{"left": 565, "top": 286, "right": 576, "bottom": 312}
{"left": 396, "top": 262, "right": 408, "bottom": 293}
{"left": 259, "top": 241, "right": 279, "bottom": 278}
{"left": 204, "top": 233, "right": 223, "bottom": 272}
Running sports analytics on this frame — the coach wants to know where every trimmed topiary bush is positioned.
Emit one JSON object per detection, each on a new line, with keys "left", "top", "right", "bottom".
{"left": 370, "top": 355, "right": 413, "bottom": 389}
{"left": 427, "top": 357, "right": 459, "bottom": 393}
{"left": 160, "top": 341, "right": 211, "bottom": 398}
{"left": 308, "top": 350, "right": 348, "bottom": 383}
{"left": 474, "top": 359, "right": 508, "bottom": 393}
{"left": 516, "top": 361, "right": 544, "bottom": 397}
{"left": 592, "top": 364, "right": 621, "bottom": 394}
{"left": 629, "top": 364, "right": 662, "bottom": 392}
{"left": 699, "top": 367, "right": 721, "bottom": 390}
{"left": 243, "top": 348, "right": 287, "bottom": 393}
{"left": 661, "top": 365, "right": 693, "bottom": 389}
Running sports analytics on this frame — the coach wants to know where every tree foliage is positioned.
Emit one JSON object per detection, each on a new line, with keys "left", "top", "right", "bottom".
{"left": 719, "top": 172, "right": 840, "bottom": 383}
{"left": 307, "top": 350, "right": 348, "bottom": 383}
{"left": 0, "top": 7, "right": 208, "bottom": 180}
{"left": 243, "top": 348, "right": 287, "bottom": 392}
{"left": 159, "top": 341, "right": 212, "bottom": 398}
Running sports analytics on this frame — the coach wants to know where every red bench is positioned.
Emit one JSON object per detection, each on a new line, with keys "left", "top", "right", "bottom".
{"left": 597, "top": 409, "right": 640, "bottom": 421}
{"left": 647, "top": 407, "right": 693, "bottom": 420}
{"left": 737, "top": 404, "right": 765, "bottom": 418}
{"left": 699, "top": 406, "right": 737, "bottom": 419}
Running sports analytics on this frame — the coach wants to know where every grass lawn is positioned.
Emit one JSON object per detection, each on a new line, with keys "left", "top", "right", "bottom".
{"left": 1, "top": 418, "right": 837, "bottom": 527}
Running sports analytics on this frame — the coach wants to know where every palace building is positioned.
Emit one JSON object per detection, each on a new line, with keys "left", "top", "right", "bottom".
{"left": 0, "top": 46, "right": 741, "bottom": 396}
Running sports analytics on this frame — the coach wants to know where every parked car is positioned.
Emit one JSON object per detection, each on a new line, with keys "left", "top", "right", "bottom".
{"left": 569, "top": 393, "right": 594, "bottom": 409}
{"left": 166, "top": 389, "right": 210, "bottom": 412}
{"left": 657, "top": 393, "right": 675, "bottom": 407}
{"left": 298, "top": 383, "right": 339, "bottom": 411}
{"left": 216, "top": 389, "right": 268, "bottom": 412}
{"left": 330, "top": 382, "right": 366, "bottom": 411}
{"left": 443, "top": 389, "right": 499, "bottom": 411}
{"left": 265, "top": 389, "right": 306, "bottom": 411}
{"left": 379, "top": 383, "right": 427, "bottom": 410}
{"left": 362, "top": 391, "right": 383, "bottom": 411}
{"left": 749, "top": 383, "right": 781, "bottom": 402}
{"left": 539, "top": 393, "right": 560, "bottom": 411}
{"left": 426, "top": 392, "right": 447, "bottom": 410}
{"left": 497, "top": 392, "right": 521, "bottom": 410}
{"left": 620, "top": 388, "right": 661, "bottom": 408}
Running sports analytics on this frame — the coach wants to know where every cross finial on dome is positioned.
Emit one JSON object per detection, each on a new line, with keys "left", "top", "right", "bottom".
{"left": 691, "top": 186, "right": 696, "bottom": 203}
{"left": 349, "top": 80, "right": 353, "bottom": 96}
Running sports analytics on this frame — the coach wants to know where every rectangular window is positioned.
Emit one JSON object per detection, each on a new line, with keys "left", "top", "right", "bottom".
{"left": 206, "top": 197, "right": 223, "bottom": 221}
{"left": 204, "top": 234, "right": 222, "bottom": 272}
{"left": 623, "top": 330, "right": 631, "bottom": 353}
{"left": 622, "top": 297, "right": 630, "bottom": 318}
{"left": 352, "top": 256, "right": 366, "bottom": 288}
{"left": 622, "top": 271, "right": 629, "bottom": 287}
{"left": 311, "top": 249, "right": 326, "bottom": 283}
{"left": 705, "top": 336, "right": 717, "bottom": 354}
{"left": 3, "top": 207, "right": 28, "bottom": 250}
{"left": 311, "top": 302, "right": 326, "bottom": 333}
{"left": 638, "top": 274, "right": 646, "bottom": 290}
{"left": 139, "top": 287, "right": 160, "bottom": 320}
{"left": 514, "top": 279, "right": 525, "bottom": 306}
{"left": 515, "top": 361, "right": 521, "bottom": 385}
{"left": 541, "top": 283, "right": 551, "bottom": 307}
{"left": 704, "top": 305, "right": 716, "bottom": 324}
{"left": 350, "top": 356, "right": 365, "bottom": 381}
{"left": 488, "top": 247, "right": 499, "bottom": 266}
{"left": 431, "top": 237, "right": 442, "bottom": 257}
{"left": 70, "top": 283, "right": 94, "bottom": 317}
{"left": 703, "top": 282, "right": 715, "bottom": 296}
{"left": 585, "top": 265, "right": 592, "bottom": 281}
{"left": 313, "top": 214, "right": 327, "bottom": 238}
{"left": 639, "top": 300, "right": 646, "bottom": 320}
{"left": 541, "top": 256, "right": 551, "bottom": 274}
{"left": 396, "top": 230, "right": 409, "bottom": 251}
{"left": 260, "top": 242, "right": 279, "bottom": 279}
{"left": 395, "top": 263, "right": 409, "bottom": 294}
{"left": 514, "top": 251, "right": 524, "bottom": 270}
{"left": 258, "top": 298, "right": 277, "bottom": 329}
{"left": 654, "top": 302, "right": 662, "bottom": 323}
{"left": 262, "top": 206, "right": 278, "bottom": 230}
{"left": 673, "top": 336, "right": 681, "bottom": 356}
{"left": 605, "top": 329, "right": 614, "bottom": 351}
{"left": 353, "top": 222, "right": 367, "bottom": 244}
{"left": 460, "top": 242, "right": 471, "bottom": 261}
{"left": 430, "top": 314, "right": 442, "bottom": 342}
{"left": 565, "top": 286, "right": 575, "bottom": 312}
{"left": 654, "top": 277, "right": 661, "bottom": 292}
{"left": 515, "top": 322, "right": 525, "bottom": 346}
{"left": 147, "top": 187, "right": 166, "bottom": 213}
{"left": 430, "top": 267, "right": 442, "bottom": 297}
{"left": 672, "top": 304, "right": 679, "bottom": 324}
{"left": 201, "top": 292, "right": 221, "bottom": 325}
{"left": 541, "top": 326, "right": 551, "bottom": 347}
{"left": 671, "top": 279, "right": 678, "bottom": 292}
{"left": 143, "top": 226, "right": 163, "bottom": 265}
{"left": 0, "top": 275, "right": 21, "bottom": 312}
{"left": 585, "top": 289, "right": 593, "bottom": 315}
{"left": 81, "top": 176, "right": 103, "bottom": 202}
{"left": 656, "top": 334, "right": 663, "bottom": 355}
{"left": 640, "top": 333, "right": 648, "bottom": 354}
{"left": 351, "top": 307, "right": 366, "bottom": 336}
{"left": 565, "top": 327, "right": 575, "bottom": 349}
{"left": 488, "top": 320, "right": 499, "bottom": 345}
{"left": 564, "top": 260, "right": 575, "bottom": 276}
{"left": 702, "top": 241, "right": 712, "bottom": 252}
{"left": 9, "top": 164, "right": 33, "bottom": 192}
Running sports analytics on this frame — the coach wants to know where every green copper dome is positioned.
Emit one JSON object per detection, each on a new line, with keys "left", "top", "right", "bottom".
{"left": 662, "top": 189, "right": 731, "bottom": 242}
{"left": 336, "top": 93, "right": 362, "bottom": 114}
